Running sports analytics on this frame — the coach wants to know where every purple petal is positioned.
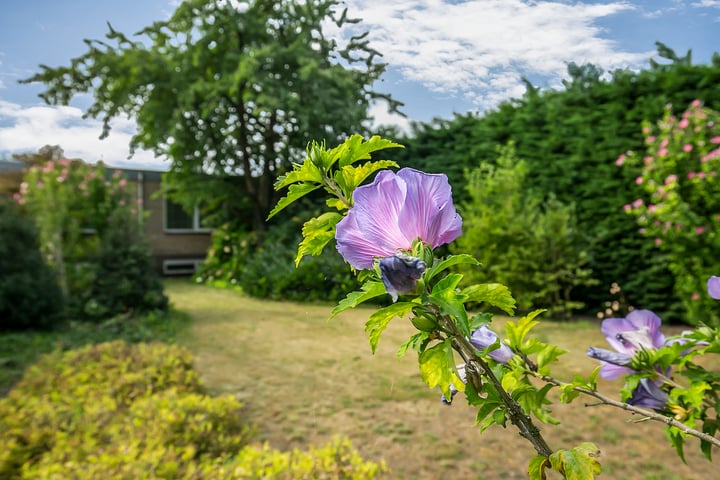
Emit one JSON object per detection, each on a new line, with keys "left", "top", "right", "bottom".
{"left": 708, "top": 276, "right": 720, "bottom": 300}
{"left": 628, "top": 379, "right": 668, "bottom": 411}
{"left": 601, "top": 310, "right": 664, "bottom": 353}
{"left": 625, "top": 310, "right": 665, "bottom": 347}
{"left": 470, "top": 326, "right": 514, "bottom": 363}
{"left": 397, "top": 169, "right": 462, "bottom": 248}
{"left": 379, "top": 254, "right": 426, "bottom": 302}
{"left": 587, "top": 347, "right": 634, "bottom": 380}
{"left": 335, "top": 168, "right": 461, "bottom": 269}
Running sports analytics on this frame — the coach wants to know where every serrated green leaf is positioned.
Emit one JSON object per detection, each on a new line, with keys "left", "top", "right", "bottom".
{"left": 334, "top": 134, "right": 404, "bottom": 168}
{"left": 330, "top": 281, "right": 386, "bottom": 320}
{"left": 366, "top": 302, "right": 415, "bottom": 353}
{"left": 267, "top": 182, "right": 321, "bottom": 220}
{"left": 428, "top": 273, "right": 470, "bottom": 336}
{"left": 462, "top": 283, "right": 516, "bottom": 315}
{"left": 334, "top": 160, "right": 399, "bottom": 195}
{"left": 397, "top": 331, "right": 430, "bottom": 359}
{"left": 425, "top": 254, "right": 480, "bottom": 282}
{"left": 505, "top": 309, "right": 546, "bottom": 349}
{"left": 528, "top": 454, "right": 549, "bottom": 480}
{"left": 273, "top": 159, "right": 323, "bottom": 190}
{"left": 559, "top": 383, "right": 581, "bottom": 403}
{"left": 535, "top": 344, "right": 567, "bottom": 374}
{"left": 418, "top": 340, "right": 462, "bottom": 400}
{"left": 549, "top": 443, "right": 601, "bottom": 480}
{"left": 295, "top": 212, "right": 342, "bottom": 266}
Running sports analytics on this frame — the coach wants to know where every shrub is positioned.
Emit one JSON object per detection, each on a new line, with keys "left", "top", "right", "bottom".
{"left": 0, "top": 199, "right": 64, "bottom": 330}
{"left": 197, "top": 222, "right": 360, "bottom": 302}
{"left": 453, "top": 145, "right": 596, "bottom": 317}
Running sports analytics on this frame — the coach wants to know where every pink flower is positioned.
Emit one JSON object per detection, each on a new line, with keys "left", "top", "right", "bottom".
{"left": 648, "top": 204, "right": 657, "bottom": 213}
{"left": 635, "top": 176, "right": 644, "bottom": 185}
{"left": 615, "top": 154, "right": 626, "bottom": 166}
{"left": 632, "top": 198, "right": 644, "bottom": 208}
{"left": 655, "top": 238, "right": 662, "bottom": 246}
{"left": 336, "top": 168, "right": 462, "bottom": 270}
{"left": 645, "top": 136, "right": 656, "bottom": 144}
{"left": 664, "top": 174, "right": 677, "bottom": 185}
{"left": 710, "top": 136, "right": 720, "bottom": 144}
{"left": 118, "top": 179, "right": 127, "bottom": 187}
{"left": 683, "top": 144, "right": 693, "bottom": 152}
{"left": 688, "top": 171, "right": 696, "bottom": 179}
{"left": 658, "top": 149, "right": 668, "bottom": 157}
{"left": 679, "top": 119, "right": 689, "bottom": 129}
{"left": 691, "top": 99, "right": 702, "bottom": 108}
{"left": 643, "top": 156, "right": 653, "bottom": 164}
{"left": 696, "top": 226, "right": 705, "bottom": 235}
{"left": 660, "top": 139, "right": 669, "bottom": 148}
{"left": 623, "top": 204, "right": 632, "bottom": 213}
{"left": 692, "top": 293, "right": 700, "bottom": 301}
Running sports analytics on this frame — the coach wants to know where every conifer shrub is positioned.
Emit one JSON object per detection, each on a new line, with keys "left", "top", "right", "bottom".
{"left": 0, "top": 199, "right": 64, "bottom": 330}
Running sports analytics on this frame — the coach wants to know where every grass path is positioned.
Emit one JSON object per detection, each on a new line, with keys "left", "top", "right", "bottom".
{"left": 166, "top": 280, "right": 716, "bottom": 479}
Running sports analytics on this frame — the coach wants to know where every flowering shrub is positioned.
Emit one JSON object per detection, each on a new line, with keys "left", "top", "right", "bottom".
{"left": 270, "top": 134, "right": 720, "bottom": 478}
{"left": 15, "top": 158, "right": 166, "bottom": 320}
{"left": 621, "top": 100, "right": 720, "bottom": 326}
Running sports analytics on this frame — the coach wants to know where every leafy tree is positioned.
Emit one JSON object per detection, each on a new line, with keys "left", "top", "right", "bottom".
{"left": 22, "top": 0, "right": 399, "bottom": 233}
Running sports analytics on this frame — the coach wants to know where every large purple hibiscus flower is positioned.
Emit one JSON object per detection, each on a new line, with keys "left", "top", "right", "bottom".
{"left": 586, "top": 309, "right": 666, "bottom": 380}
{"left": 336, "top": 168, "right": 462, "bottom": 299}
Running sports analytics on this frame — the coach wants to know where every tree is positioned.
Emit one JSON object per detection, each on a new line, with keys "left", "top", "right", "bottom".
{"left": 22, "top": 0, "right": 399, "bottom": 232}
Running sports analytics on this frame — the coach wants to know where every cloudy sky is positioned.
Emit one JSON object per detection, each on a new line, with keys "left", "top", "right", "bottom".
{"left": 0, "top": 0, "right": 718, "bottom": 169}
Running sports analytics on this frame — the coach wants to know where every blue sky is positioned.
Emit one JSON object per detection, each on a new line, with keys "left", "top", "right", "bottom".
{"left": 0, "top": 0, "right": 718, "bottom": 169}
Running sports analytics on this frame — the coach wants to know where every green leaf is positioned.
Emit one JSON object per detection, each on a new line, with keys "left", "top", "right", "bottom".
{"left": 428, "top": 273, "right": 470, "bottom": 336}
{"left": 334, "top": 134, "right": 404, "bottom": 168}
{"left": 295, "top": 212, "right": 342, "bottom": 266}
{"left": 462, "top": 283, "right": 516, "bottom": 315}
{"left": 267, "top": 182, "right": 321, "bottom": 220}
{"left": 535, "top": 344, "right": 567, "bottom": 374}
{"left": 273, "top": 158, "right": 323, "bottom": 190}
{"left": 505, "top": 309, "right": 546, "bottom": 349}
{"left": 365, "top": 302, "right": 415, "bottom": 353}
{"left": 424, "top": 254, "right": 480, "bottom": 282}
{"left": 329, "top": 280, "right": 386, "bottom": 320}
{"left": 418, "top": 340, "right": 463, "bottom": 401}
{"left": 334, "top": 160, "right": 398, "bottom": 194}
{"left": 548, "top": 443, "right": 602, "bottom": 480}
{"left": 397, "top": 331, "right": 430, "bottom": 359}
{"left": 528, "top": 455, "right": 550, "bottom": 480}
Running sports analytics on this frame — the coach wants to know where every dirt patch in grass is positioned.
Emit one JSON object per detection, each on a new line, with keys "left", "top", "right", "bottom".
{"left": 167, "top": 280, "right": 717, "bottom": 479}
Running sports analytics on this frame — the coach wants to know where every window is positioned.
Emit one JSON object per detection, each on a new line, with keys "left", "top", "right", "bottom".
{"left": 164, "top": 198, "right": 210, "bottom": 233}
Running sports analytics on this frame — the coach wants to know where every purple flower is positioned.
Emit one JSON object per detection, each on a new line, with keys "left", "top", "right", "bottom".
{"left": 378, "top": 254, "right": 426, "bottom": 302}
{"left": 707, "top": 276, "right": 720, "bottom": 300}
{"left": 441, "top": 364, "right": 466, "bottom": 405}
{"left": 628, "top": 378, "right": 668, "bottom": 411}
{"left": 335, "top": 168, "right": 462, "bottom": 270}
{"left": 470, "top": 325, "right": 514, "bottom": 364}
{"left": 587, "top": 310, "right": 665, "bottom": 379}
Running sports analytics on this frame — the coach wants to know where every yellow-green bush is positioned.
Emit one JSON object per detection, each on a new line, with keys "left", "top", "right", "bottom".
{"left": 0, "top": 341, "right": 387, "bottom": 479}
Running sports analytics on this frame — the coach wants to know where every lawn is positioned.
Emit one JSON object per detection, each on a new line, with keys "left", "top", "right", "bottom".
{"left": 166, "top": 280, "right": 718, "bottom": 480}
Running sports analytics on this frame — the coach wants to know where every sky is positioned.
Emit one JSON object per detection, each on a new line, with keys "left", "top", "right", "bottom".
{"left": 0, "top": 0, "right": 718, "bottom": 170}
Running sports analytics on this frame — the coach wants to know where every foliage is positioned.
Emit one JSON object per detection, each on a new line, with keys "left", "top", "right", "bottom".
{"left": 0, "top": 198, "right": 64, "bottom": 330}
{"left": 0, "top": 308, "right": 190, "bottom": 396}
{"left": 15, "top": 153, "right": 167, "bottom": 321}
{"left": 623, "top": 100, "right": 720, "bottom": 326}
{"left": 391, "top": 44, "right": 720, "bottom": 320}
{"left": 0, "top": 341, "right": 386, "bottom": 479}
{"left": 22, "top": 0, "right": 400, "bottom": 233}
{"left": 453, "top": 144, "right": 596, "bottom": 318}
{"left": 271, "top": 134, "right": 720, "bottom": 478}
{"left": 195, "top": 221, "right": 361, "bottom": 302}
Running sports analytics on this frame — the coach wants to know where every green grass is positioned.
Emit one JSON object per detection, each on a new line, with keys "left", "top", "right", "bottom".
{"left": 163, "top": 279, "right": 719, "bottom": 480}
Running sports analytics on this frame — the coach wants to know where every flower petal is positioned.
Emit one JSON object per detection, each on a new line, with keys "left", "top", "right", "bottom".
{"left": 708, "top": 276, "right": 720, "bottom": 300}
{"left": 379, "top": 254, "right": 426, "bottom": 302}
{"left": 470, "top": 326, "right": 514, "bottom": 363}
{"left": 628, "top": 378, "right": 668, "bottom": 411}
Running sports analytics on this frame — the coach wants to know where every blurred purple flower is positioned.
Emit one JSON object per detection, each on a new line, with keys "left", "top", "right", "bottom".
{"left": 470, "top": 325, "right": 514, "bottom": 364}
{"left": 586, "top": 310, "right": 665, "bottom": 379}
{"left": 378, "top": 254, "right": 426, "bottom": 302}
{"left": 335, "top": 168, "right": 462, "bottom": 270}
{"left": 628, "top": 378, "right": 668, "bottom": 411}
{"left": 707, "top": 276, "right": 720, "bottom": 300}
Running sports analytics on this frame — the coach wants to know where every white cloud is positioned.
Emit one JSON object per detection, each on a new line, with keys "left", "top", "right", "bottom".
{"left": 332, "top": 0, "right": 653, "bottom": 110}
{"left": 0, "top": 100, "right": 166, "bottom": 170}
{"left": 366, "top": 101, "right": 412, "bottom": 134}
{"left": 692, "top": 0, "right": 720, "bottom": 7}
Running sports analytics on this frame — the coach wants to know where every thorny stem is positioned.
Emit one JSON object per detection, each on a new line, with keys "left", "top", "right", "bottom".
{"left": 437, "top": 314, "right": 554, "bottom": 458}
{"left": 535, "top": 373, "right": 720, "bottom": 450}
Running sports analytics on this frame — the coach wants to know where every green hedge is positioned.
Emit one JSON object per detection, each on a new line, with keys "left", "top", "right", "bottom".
{"left": 0, "top": 341, "right": 386, "bottom": 479}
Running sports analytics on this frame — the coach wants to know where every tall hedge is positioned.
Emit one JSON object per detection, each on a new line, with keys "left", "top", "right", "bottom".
{"left": 393, "top": 45, "right": 720, "bottom": 321}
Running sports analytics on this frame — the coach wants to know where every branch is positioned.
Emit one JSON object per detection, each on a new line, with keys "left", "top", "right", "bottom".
{"left": 539, "top": 374, "right": 720, "bottom": 450}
